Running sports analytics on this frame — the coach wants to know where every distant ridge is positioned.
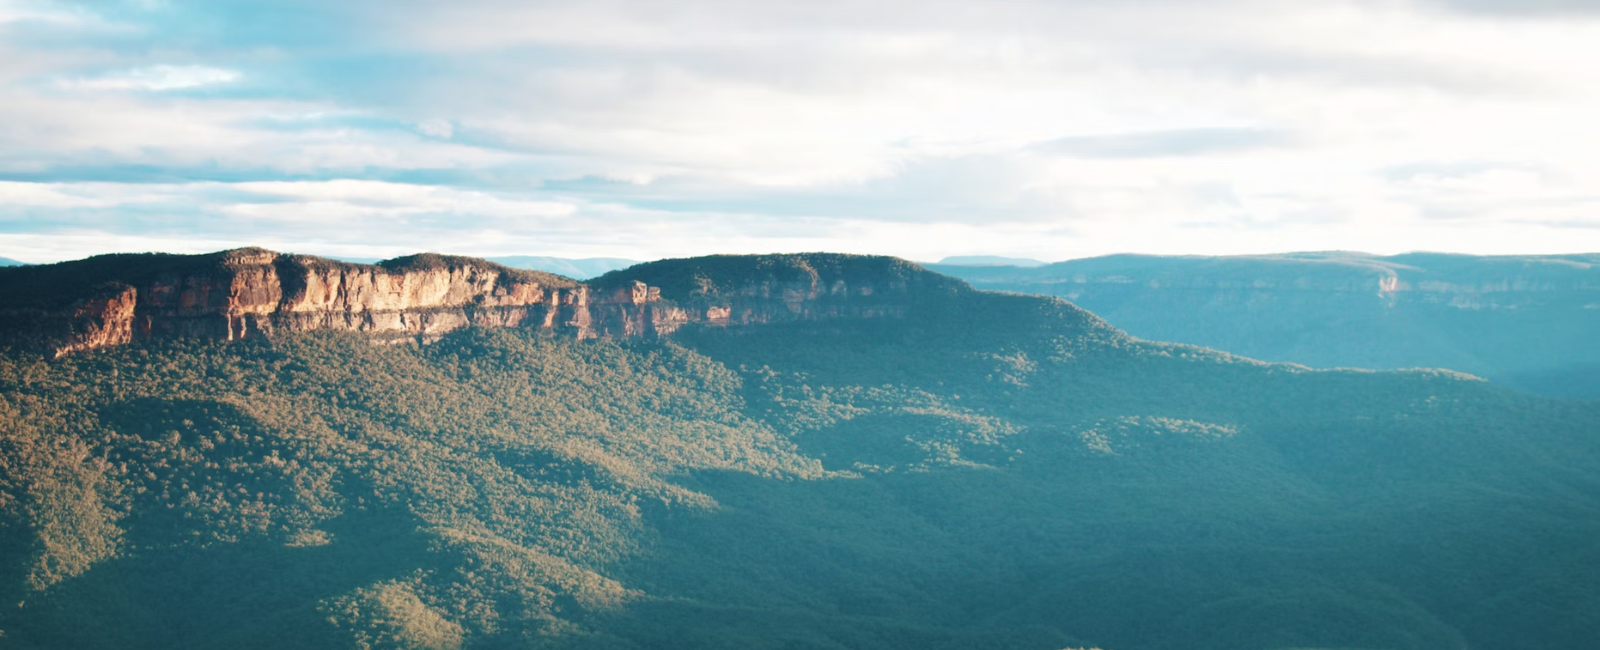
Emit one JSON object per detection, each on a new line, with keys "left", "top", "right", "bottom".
{"left": 324, "top": 255, "right": 641, "bottom": 279}
{"left": 489, "top": 256, "right": 641, "bottom": 279}
{"left": 0, "top": 257, "right": 25, "bottom": 266}
{"left": 935, "top": 251, "right": 1600, "bottom": 397}
{"left": 937, "top": 255, "right": 1047, "bottom": 267}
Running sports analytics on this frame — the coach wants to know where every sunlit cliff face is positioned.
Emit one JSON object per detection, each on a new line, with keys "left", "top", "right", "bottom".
{"left": 11, "top": 250, "right": 953, "bottom": 356}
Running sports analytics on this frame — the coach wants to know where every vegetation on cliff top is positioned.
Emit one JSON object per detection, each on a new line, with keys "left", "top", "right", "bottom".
{"left": 376, "top": 253, "right": 578, "bottom": 288}
{"left": 0, "top": 249, "right": 580, "bottom": 313}
{"left": 591, "top": 253, "right": 968, "bottom": 302}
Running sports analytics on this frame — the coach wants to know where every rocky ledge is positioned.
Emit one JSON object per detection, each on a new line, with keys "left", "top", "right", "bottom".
{"left": 0, "top": 249, "right": 965, "bottom": 356}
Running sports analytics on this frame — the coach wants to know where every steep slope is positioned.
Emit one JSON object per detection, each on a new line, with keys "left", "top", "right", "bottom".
{"left": 1, "top": 253, "right": 1598, "bottom": 650}
{"left": 932, "top": 252, "right": 1600, "bottom": 397}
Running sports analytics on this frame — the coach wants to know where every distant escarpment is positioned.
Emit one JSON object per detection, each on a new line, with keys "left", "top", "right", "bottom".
{"left": 0, "top": 249, "right": 966, "bottom": 356}
{"left": 933, "top": 252, "right": 1600, "bottom": 397}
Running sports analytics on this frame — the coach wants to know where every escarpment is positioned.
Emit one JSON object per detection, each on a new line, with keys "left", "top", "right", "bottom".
{"left": 592, "top": 253, "right": 968, "bottom": 329}
{"left": 0, "top": 249, "right": 963, "bottom": 356}
{"left": 935, "top": 251, "right": 1600, "bottom": 396}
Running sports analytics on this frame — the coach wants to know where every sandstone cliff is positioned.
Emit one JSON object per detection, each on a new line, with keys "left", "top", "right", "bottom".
{"left": 0, "top": 249, "right": 960, "bottom": 356}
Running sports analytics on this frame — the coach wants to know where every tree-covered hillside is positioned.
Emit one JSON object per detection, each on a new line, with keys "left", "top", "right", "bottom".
{"left": 0, "top": 330, "right": 819, "bottom": 649}
{"left": 2, "top": 254, "right": 1598, "bottom": 649}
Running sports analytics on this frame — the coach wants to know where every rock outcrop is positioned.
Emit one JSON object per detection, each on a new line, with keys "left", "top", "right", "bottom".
{"left": 54, "top": 286, "right": 139, "bottom": 356}
{"left": 0, "top": 249, "right": 960, "bottom": 356}
{"left": 12, "top": 249, "right": 596, "bottom": 356}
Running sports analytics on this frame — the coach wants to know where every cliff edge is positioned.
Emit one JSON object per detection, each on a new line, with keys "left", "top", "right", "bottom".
{"left": 0, "top": 249, "right": 967, "bottom": 356}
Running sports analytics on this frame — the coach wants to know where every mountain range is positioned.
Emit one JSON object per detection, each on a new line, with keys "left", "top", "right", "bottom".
{"left": 1, "top": 249, "right": 1597, "bottom": 649}
{"left": 489, "top": 256, "right": 641, "bottom": 280}
{"left": 326, "top": 256, "right": 639, "bottom": 280}
{"left": 933, "top": 252, "right": 1600, "bottom": 397}
{"left": 934, "top": 255, "right": 1048, "bottom": 267}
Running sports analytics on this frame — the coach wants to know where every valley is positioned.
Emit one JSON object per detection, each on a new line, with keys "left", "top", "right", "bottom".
{"left": 1, "top": 252, "right": 1597, "bottom": 649}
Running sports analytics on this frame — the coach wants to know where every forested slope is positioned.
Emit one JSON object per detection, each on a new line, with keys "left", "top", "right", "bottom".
{"left": 1, "top": 253, "right": 1598, "bottom": 649}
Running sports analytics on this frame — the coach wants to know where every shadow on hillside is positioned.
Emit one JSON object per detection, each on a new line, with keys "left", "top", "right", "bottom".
{"left": 590, "top": 458, "right": 1600, "bottom": 650}
{"left": 4, "top": 506, "right": 436, "bottom": 650}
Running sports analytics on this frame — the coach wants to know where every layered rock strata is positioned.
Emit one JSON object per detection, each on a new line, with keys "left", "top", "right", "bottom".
{"left": 3, "top": 249, "right": 943, "bottom": 356}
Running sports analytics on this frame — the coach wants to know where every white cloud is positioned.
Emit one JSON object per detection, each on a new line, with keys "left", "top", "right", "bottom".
{"left": 228, "top": 180, "right": 577, "bottom": 220}
{"left": 0, "top": 180, "right": 117, "bottom": 208}
{"left": 0, "top": 0, "right": 99, "bottom": 28}
{"left": 62, "top": 65, "right": 240, "bottom": 91}
{"left": 2, "top": 0, "right": 1600, "bottom": 260}
{"left": 417, "top": 119, "right": 455, "bottom": 139}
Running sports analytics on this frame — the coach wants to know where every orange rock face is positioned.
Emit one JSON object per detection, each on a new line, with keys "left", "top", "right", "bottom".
{"left": 53, "top": 286, "right": 139, "bottom": 357}
{"left": 41, "top": 251, "right": 598, "bottom": 356}
{"left": 22, "top": 249, "right": 937, "bottom": 356}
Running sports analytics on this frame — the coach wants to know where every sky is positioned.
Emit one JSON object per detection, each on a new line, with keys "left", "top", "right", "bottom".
{"left": 3, "top": 0, "right": 1600, "bottom": 264}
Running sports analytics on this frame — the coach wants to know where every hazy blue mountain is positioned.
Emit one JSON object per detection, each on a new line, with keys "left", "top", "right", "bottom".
{"left": 937, "top": 254, "right": 1047, "bottom": 267}
{"left": 489, "top": 255, "right": 641, "bottom": 279}
{"left": 324, "top": 256, "right": 383, "bottom": 264}
{"left": 932, "top": 252, "right": 1600, "bottom": 397}
{"left": 319, "top": 256, "right": 640, "bottom": 279}
{"left": 2, "top": 251, "right": 1599, "bottom": 650}
{"left": 0, "top": 257, "right": 26, "bottom": 266}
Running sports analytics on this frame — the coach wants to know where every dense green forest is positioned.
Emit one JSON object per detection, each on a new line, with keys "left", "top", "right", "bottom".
{"left": 2, "top": 256, "right": 1599, "bottom": 649}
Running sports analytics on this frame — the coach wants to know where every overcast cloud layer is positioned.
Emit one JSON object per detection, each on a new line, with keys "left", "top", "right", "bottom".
{"left": 2, "top": 0, "right": 1599, "bottom": 263}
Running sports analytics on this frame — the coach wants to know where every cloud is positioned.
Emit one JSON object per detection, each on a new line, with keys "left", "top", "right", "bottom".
{"left": 1030, "top": 128, "right": 1291, "bottom": 159}
{"left": 417, "top": 119, "right": 454, "bottom": 139}
{"left": 1, "top": 0, "right": 1600, "bottom": 262}
{"left": 61, "top": 64, "right": 239, "bottom": 91}
{"left": 228, "top": 179, "right": 577, "bottom": 220}
{"left": 1424, "top": 0, "right": 1600, "bottom": 16}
